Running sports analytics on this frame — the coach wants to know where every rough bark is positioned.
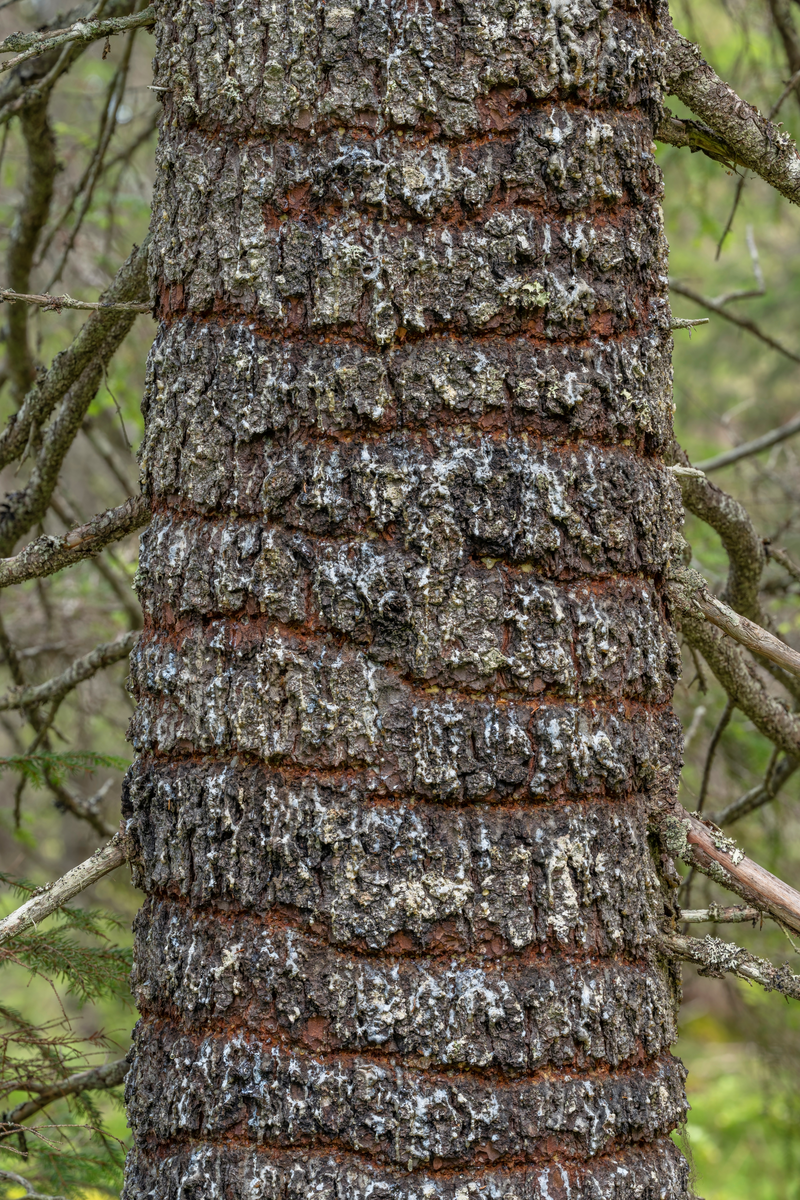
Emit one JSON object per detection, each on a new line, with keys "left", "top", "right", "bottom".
{"left": 123, "top": 0, "right": 689, "bottom": 1195}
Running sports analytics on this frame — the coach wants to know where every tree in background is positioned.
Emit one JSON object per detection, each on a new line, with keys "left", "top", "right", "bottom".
{"left": 3, "top": 0, "right": 800, "bottom": 1196}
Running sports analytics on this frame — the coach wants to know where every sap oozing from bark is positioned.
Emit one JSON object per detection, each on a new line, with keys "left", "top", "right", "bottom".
{"left": 124, "top": 0, "right": 688, "bottom": 1194}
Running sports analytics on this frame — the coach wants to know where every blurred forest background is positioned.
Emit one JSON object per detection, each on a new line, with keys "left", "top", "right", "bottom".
{"left": 1, "top": 0, "right": 800, "bottom": 1196}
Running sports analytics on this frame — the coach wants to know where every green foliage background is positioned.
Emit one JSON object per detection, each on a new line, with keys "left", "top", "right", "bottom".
{"left": 663, "top": 1, "right": 800, "bottom": 1194}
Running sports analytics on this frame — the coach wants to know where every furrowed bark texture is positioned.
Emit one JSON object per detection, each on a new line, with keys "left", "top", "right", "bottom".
{"left": 123, "top": 0, "right": 689, "bottom": 1196}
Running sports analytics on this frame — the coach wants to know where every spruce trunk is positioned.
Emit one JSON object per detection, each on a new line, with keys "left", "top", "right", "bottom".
{"left": 122, "top": 0, "right": 690, "bottom": 1194}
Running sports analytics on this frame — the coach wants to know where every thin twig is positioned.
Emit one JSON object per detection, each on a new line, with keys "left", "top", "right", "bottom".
{"left": 49, "top": 494, "right": 142, "bottom": 629}
{"left": 661, "top": 803, "right": 800, "bottom": 935}
{"left": 683, "top": 703, "right": 707, "bottom": 750}
{"left": 716, "top": 172, "right": 748, "bottom": 260}
{"left": 715, "top": 224, "right": 765, "bottom": 292}
{"left": 44, "top": 14, "right": 140, "bottom": 289}
{"left": 680, "top": 904, "right": 761, "bottom": 923}
{"left": 694, "top": 412, "right": 800, "bottom": 473}
{"left": 697, "top": 697, "right": 734, "bottom": 812}
{"left": 0, "top": 238, "right": 150, "bottom": 472}
{"left": 0, "top": 1059, "right": 127, "bottom": 1139}
{"left": 0, "top": 1170, "right": 67, "bottom": 1200}
{"left": 0, "top": 288, "right": 148, "bottom": 312}
{"left": 669, "top": 280, "right": 800, "bottom": 364}
{"left": 81, "top": 421, "right": 133, "bottom": 495}
{"left": 5, "top": 99, "right": 57, "bottom": 403}
{"left": 766, "top": 543, "right": 800, "bottom": 587}
{"left": 688, "top": 644, "right": 709, "bottom": 693}
{"left": 710, "top": 754, "right": 799, "bottom": 826}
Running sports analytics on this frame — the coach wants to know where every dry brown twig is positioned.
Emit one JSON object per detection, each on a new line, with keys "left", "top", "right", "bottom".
{"left": 669, "top": 565, "right": 800, "bottom": 679}
{"left": 661, "top": 803, "right": 800, "bottom": 935}
{"left": 695, "top": 413, "right": 800, "bottom": 473}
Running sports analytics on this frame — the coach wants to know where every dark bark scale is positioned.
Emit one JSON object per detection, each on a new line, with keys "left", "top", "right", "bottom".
{"left": 124, "top": 0, "right": 689, "bottom": 1194}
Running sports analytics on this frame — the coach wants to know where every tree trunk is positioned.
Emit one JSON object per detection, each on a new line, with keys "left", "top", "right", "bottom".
{"left": 122, "top": 0, "right": 690, "bottom": 1194}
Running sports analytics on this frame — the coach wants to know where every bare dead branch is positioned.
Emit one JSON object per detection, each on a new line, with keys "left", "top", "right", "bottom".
{"left": 0, "top": 1058, "right": 127, "bottom": 1138}
{"left": 766, "top": 543, "right": 800, "bottom": 587}
{"left": 664, "top": 23, "right": 800, "bottom": 207}
{"left": 670, "top": 317, "right": 709, "bottom": 330}
{"left": 81, "top": 421, "right": 134, "bottom": 494}
{"left": 45, "top": 773, "right": 116, "bottom": 837}
{"left": 710, "top": 754, "right": 799, "bottom": 826}
{"left": 694, "top": 412, "right": 800, "bottom": 473}
{"left": 0, "top": 264, "right": 150, "bottom": 556}
{"left": 682, "top": 609, "right": 800, "bottom": 780}
{"left": 101, "top": 108, "right": 158, "bottom": 176}
{"left": 0, "top": 6, "right": 154, "bottom": 74}
{"left": 698, "top": 697, "right": 734, "bottom": 812}
{"left": 0, "top": 288, "right": 149, "bottom": 312}
{"left": 680, "top": 904, "right": 761, "bottom": 923}
{"left": 0, "top": 0, "right": 142, "bottom": 127}
{"left": 682, "top": 702, "right": 707, "bottom": 750}
{"left": 0, "top": 617, "right": 117, "bottom": 837}
{"left": 0, "top": 631, "right": 137, "bottom": 713}
{"left": 0, "top": 836, "right": 127, "bottom": 947}
{"left": 0, "top": 496, "right": 149, "bottom": 589}
{"left": 661, "top": 803, "right": 800, "bottom": 935}
{"left": 45, "top": 22, "right": 140, "bottom": 290}
{"left": 767, "top": 0, "right": 800, "bottom": 113}
{"left": 661, "top": 931, "right": 800, "bottom": 1001}
{"left": 716, "top": 173, "right": 748, "bottom": 261}
{"left": 669, "top": 565, "right": 800, "bottom": 679}
{"left": 770, "top": 64, "right": 800, "bottom": 118}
